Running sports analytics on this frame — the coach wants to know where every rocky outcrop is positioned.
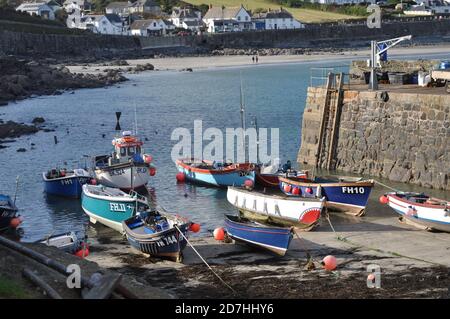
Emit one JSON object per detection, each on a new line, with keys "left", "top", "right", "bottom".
{"left": 0, "top": 120, "right": 39, "bottom": 140}
{"left": 0, "top": 56, "right": 127, "bottom": 105}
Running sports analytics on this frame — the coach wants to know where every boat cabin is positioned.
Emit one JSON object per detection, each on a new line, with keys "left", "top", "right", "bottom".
{"left": 111, "top": 131, "right": 144, "bottom": 163}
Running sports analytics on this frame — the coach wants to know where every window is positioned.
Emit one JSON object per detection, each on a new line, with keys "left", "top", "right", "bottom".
{"left": 245, "top": 16, "right": 248, "bottom": 21}
{"left": 128, "top": 147, "right": 135, "bottom": 156}
{"left": 237, "top": 16, "right": 241, "bottom": 21}
{"left": 120, "top": 147, "right": 126, "bottom": 156}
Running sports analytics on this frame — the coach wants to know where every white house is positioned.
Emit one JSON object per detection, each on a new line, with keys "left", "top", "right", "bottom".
{"left": 63, "top": 0, "right": 92, "bottom": 13}
{"left": 105, "top": 2, "right": 130, "bottom": 16}
{"left": 203, "top": 5, "right": 253, "bottom": 33}
{"left": 16, "top": 2, "right": 56, "bottom": 20}
{"left": 310, "top": 0, "right": 375, "bottom": 4}
{"left": 130, "top": 18, "right": 173, "bottom": 36}
{"left": 170, "top": 6, "right": 203, "bottom": 31}
{"left": 79, "top": 14, "right": 126, "bottom": 35}
{"left": 253, "top": 8, "right": 304, "bottom": 30}
{"left": 404, "top": 1, "right": 450, "bottom": 15}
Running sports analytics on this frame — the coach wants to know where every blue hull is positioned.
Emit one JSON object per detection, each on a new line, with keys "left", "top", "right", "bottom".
{"left": 225, "top": 215, "right": 293, "bottom": 256}
{"left": 279, "top": 178, "right": 373, "bottom": 215}
{"left": 0, "top": 194, "right": 19, "bottom": 230}
{"left": 44, "top": 176, "right": 91, "bottom": 198}
{"left": 126, "top": 224, "right": 189, "bottom": 260}
{"left": 177, "top": 166, "right": 255, "bottom": 187}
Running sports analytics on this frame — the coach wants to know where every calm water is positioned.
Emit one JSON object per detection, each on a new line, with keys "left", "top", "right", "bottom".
{"left": 1, "top": 57, "right": 449, "bottom": 241}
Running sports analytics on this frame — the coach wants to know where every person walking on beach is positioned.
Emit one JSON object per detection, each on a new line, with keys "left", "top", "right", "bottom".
{"left": 255, "top": 55, "right": 259, "bottom": 64}
{"left": 252, "top": 56, "right": 255, "bottom": 63}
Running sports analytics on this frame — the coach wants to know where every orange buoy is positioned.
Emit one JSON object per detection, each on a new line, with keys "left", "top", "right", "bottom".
{"left": 379, "top": 195, "right": 389, "bottom": 204}
{"left": 292, "top": 187, "right": 300, "bottom": 195}
{"left": 9, "top": 217, "right": 22, "bottom": 228}
{"left": 189, "top": 223, "right": 200, "bottom": 233}
{"left": 149, "top": 167, "right": 156, "bottom": 176}
{"left": 322, "top": 255, "right": 337, "bottom": 271}
{"left": 213, "top": 227, "right": 225, "bottom": 241}
{"left": 176, "top": 172, "right": 186, "bottom": 182}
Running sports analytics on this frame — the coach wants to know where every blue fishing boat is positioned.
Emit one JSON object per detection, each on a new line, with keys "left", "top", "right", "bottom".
{"left": 0, "top": 194, "right": 22, "bottom": 231}
{"left": 81, "top": 184, "right": 149, "bottom": 232}
{"left": 176, "top": 158, "right": 255, "bottom": 187}
{"left": 224, "top": 214, "right": 294, "bottom": 256}
{"left": 43, "top": 168, "right": 92, "bottom": 198}
{"left": 279, "top": 176, "right": 374, "bottom": 216}
{"left": 122, "top": 210, "right": 191, "bottom": 262}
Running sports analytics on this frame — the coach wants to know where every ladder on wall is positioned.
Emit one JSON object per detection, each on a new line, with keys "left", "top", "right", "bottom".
{"left": 315, "top": 72, "right": 344, "bottom": 170}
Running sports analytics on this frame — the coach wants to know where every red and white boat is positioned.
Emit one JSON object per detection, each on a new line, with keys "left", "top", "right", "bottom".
{"left": 384, "top": 192, "right": 450, "bottom": 232}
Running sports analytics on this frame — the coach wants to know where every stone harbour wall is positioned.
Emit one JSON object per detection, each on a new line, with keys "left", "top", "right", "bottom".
{"left": 298, "top": 89, "right": 450, "bottom": 190}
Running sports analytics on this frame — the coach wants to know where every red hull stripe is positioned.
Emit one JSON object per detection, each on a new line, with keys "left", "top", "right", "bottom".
{"left": 389, "top": 194, "right": 448, "bottom": 209}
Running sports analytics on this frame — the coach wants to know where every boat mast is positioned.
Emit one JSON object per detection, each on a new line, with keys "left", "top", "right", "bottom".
{"left": 239, "top": 74, "right": 246, "bottom": 163}
{"left": 253, "top": 116, "right": 259, "bottom": 164}
{"left": 13, "top": 176, "right": 19, "bottom": 206}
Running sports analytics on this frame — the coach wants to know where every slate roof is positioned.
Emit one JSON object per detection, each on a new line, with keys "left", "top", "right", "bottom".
{"left": 203, "top": 6, "right": 246, "bottom": 20}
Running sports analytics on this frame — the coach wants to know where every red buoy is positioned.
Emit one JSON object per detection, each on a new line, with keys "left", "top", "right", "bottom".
{"left": 244, "top": 179, "right": 254, "bottom": 189}
{"left": 149, "top": 167, "right": 156, "bottom": 176}
{"left": 9, "top": 217, "right": 22, "bottom": 228}
{"left": 75, "top": 243, "right": 90, "bottom": 258}
{"left": 306, "top": 187, "right": 313, "bottom": 194}
{"left": 176, "top": 172, "right": 186, "bottom": 183}
{"left": 213, "top": 227, "right": 225, "bottom": 241}
{"left": 322, "top": 255, "right": 337, "bottom": 271}
{"left": 367, "top": 273, "right": 376, "bottom": 282}
{"left": 284, "top": 184, "right": 292, "bottom": 193}
{"left": 292, "top": 187, "right": 300, "bottom": 195}
{"left": 379, "top": 195, "right": 389, "bottom": 204}
{"left": 90, "top": 179, "right": 97, "bottom": 185}
{"left": 144, "top": 155, "right": 153, "bottom": 164}
{"left": 189, "top": 223, "right": 200, "bottom": 233}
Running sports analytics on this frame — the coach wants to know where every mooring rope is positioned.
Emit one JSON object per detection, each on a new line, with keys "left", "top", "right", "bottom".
{"left": 374, "top": 179, "right": 399, "bottom": 192}
{"left": 174, "top": 225, "right": 236, "bottom": 294}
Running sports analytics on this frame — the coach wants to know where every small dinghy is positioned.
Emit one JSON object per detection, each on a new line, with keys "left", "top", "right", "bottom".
{"left": 227, "top": 186, "right": 325, "bottom": 231}
{"left": 36, "top": 231, "right": 82, "bottom": 254}
{"left": 255, "top": 160, "right": 309, "bottom": 188}
{"left": 122, "top": 210, "right": 191, "bottom": 262}
{"left": 279, "top": 176, "right": 374, "bottom": 216}
{"left": 176, "top": 158, "right": 255, "bottom": 187}
{"left": 224, "top": 214, "right": 293, "bottom": 256}
{"left": 43, "top": 168, "right": 92, "bottom": 198}
{"left": 81, "top": 184, "right": 149, "bottom": 232}
{"left": 0, "top": 194, "right": 22, "bottom": 232}
{"left": 384, "top": 192, "right": 450, "bottom": 232}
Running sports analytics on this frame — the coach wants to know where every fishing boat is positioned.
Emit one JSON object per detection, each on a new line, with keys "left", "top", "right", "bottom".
{"left": 42, "top": 168, "right": 92, "bottom": 198}
{"left": 81, "top": 184, "right": 149, "bottom": 232}
{"left": 278, "top": 176, "right": 374, "bottom": 216}
{"left": 255, "top": 160, "right": 309, "bottom": 188}
{"left": 0, "top": 194, "right": 22, "bottom": 231}
{"left": 122, "top": 209, "right": 191, "bottom": 262}
{"left": 176, "top": 158, "right": 255, "bottom": 187}
{"left": 36, "top": 231, "right": 82, "bottom": 254}
{"left": 94, "top": 112, "right": 155, "bottom": 190}
{"left": 225, "top": 214, "right": 293, "bottom": 256}
{"left": 384, "top": 192, "right": 450, "bottom": 232}
{"left": 227, "top": 187, "right": 325, "bottom": 231}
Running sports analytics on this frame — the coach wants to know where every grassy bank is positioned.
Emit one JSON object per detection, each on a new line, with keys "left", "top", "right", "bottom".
{"left": 0, "top": 276, "right": 29, "bottom": 299}
{"left": 184, "top": 0, "right": 363, "bottom": 23}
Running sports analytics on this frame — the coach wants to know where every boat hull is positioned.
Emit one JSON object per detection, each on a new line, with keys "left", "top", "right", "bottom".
{"left": 43, "top": 175, "right": 91, "bottom": 198}
{"left": 255, "top": 173, "right": 280, "bottom": 188}
{"left": 95, "top": 163, "right": 150, "bottom": 190}
{"left": 225, "top": 215, "right": 293, "bottom": 256}
{"left": 81, "top": 187, "right": 143, "bottom": 232}
{"left": 387, "top": 193, "right": 450, "bottom": 232}
{"left": 0, "top": 194, "right": 20, "bottom": 230}
{"left": 279, "top": 177, "right": 374, "bottom": 216}
{"left": 125, "top": 224, "right": 189, "bottom": 261}
{"left": 176, "top": 160, "right": 255, "bottom": 187}
{"left": 227, "top": 187, "right": 324, "bottom": 230}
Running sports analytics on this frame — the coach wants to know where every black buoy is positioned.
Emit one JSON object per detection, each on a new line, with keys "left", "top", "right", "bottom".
{"left": 54, "top": 136, "right": 58, "bottom": 144}
{"left": 115, "top": 112, "right": 122, "bottom": 131}
{"left": 102, "top": 134, "right": 106, "bottom": 138}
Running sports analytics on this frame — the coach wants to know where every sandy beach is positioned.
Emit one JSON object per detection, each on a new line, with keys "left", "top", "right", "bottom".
{"left": 66, "top": 45, "right": 450, "bottom": 75}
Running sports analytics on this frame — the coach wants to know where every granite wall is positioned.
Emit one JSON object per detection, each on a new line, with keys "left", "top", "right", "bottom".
{"left": 298, "top": 88, "right": 450, "bottom": 190}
